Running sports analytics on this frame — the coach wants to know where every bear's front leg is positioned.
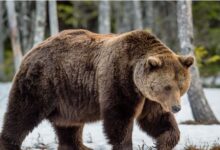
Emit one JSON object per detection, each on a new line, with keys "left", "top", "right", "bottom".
{"left": 102, "top": 104, "right": 134, "bottom": 150}
{"left": 137, "top": 100, "right": 180, "bottom": 150}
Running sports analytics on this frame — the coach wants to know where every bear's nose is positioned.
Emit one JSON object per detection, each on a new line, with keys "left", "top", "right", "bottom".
{"left": 172, "top": 105, "right": 181, "bottom": 113}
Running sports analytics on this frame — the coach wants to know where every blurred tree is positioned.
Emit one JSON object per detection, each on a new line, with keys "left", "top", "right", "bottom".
{"left": 112, "top": 1, "right": 123, "bottom": 33}
{"left": 6, "top": 0, "right": 23, "bottom": 72}
{"left": 143, "top": 1, "right": 153, "bottom": 29}
{"left": 132, "top": 0, "right": 143, "bottom": 29}
{"left": 119, "top": 1, "right": 133, "bottom": 32}
{"left": 72, "top": 1, "right": 80, "bottom": 27}
{"left": 49, "top": 1, "right": 59, "bottom": 35}
{"left": 177, "top": 0, "right": 218, "bottom": 123}
{"left": 152, "top": 1, "right": 179, "bottom": 52}
{"left": 17, "top": 1, "right": 35, "bottom": 53}
{"left": 115, "top": 1, "right": 143, "bottom": 33}
{"left": 29, "top": 2, "right": 36, "bottom": 51}
{"left": 17, "top": 1, "right": 29, "bottom": 53}
{"left": 0, "top": 1, "right": 5, "bottom": 79}
{"left": 98, "top": 0, "right": 110, "bottom": 33}
{"left": 34, "top": 1, "right": 46, "bottom": 46}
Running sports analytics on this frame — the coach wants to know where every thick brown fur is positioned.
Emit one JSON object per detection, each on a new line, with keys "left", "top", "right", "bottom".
{"left": 0, "top": 29, "right": 193, "bottom": 150}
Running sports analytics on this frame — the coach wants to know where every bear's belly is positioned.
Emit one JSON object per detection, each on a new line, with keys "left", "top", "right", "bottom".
{"left": 51, "top": 114, "right": 101, "bottom": 127}
{"left": 50, "top": 98, "right": 101, "bottom": 126}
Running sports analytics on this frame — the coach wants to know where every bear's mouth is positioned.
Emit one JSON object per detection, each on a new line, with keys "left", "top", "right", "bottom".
{"left": 146, "top": 97, "right": 181, "bottom": 113}
{"left": 158, "top": 101, "right": 181, "bottom": 114}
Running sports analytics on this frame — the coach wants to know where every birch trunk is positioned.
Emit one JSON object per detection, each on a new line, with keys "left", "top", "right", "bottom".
{"left": 113, "top": 1, "right": 123, "bottom": 33}
{"left": 132, "top": 0, "right": 143, "bottom": 29}
{"left": 27, "top": 5, "right": 36, "bottom": 50}
{"left": 120, "top": 1, "right": 133, "bottom": 32}
{"left": 143, "top": 1, "right": 153, "bottom": 29}
{"left": 6, "top": 0, "right": 23, "bottom": 72}
{"left": 33, "top": 1, "right": 46, "bottom": 46}
{"left": 167, "top": 1, "right": 179, "bottom": 52}
{"left": 98, "top": 0, "right": 110, "bottom": 34}
{"left": 49, "top": 1, "right": 59, "bottom": 35}
{"left": 0, "top": 1, "right": 5, "bottom": 79}
{"left": 19, "top": 1, "right": 29, "bottom": 53}
{"left": 115, "top": 1, "right": 143, "bottom": 32}
{"left": 177, "top": 0, "right": 218, "bottom": 123}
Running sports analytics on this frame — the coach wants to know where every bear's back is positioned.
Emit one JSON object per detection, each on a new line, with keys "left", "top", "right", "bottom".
{"left": 23, "top": 29, "right": 116, "bottom": 62}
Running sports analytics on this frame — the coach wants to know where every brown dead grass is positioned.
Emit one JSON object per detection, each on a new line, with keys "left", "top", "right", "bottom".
{"left": 184, "top": 142, "right": 220, "bottom": 150}
{"left": 210, "top": 144, "right": 220, "bottom": 150}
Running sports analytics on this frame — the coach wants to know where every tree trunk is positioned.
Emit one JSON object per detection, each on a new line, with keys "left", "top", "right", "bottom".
{"left": 0, "top": 1, "right": 5, "bottom": 79}
{"left": 72, "top": 1, "right": 80, "bottom": 27}
{"left": 166, "top": 1, "right": 179, "bottom": 52}
{"left": 98, "top": 0, "right": 110, "bottom": 34}
{"left": 120, "top": 1, "right": 133, "bottom": 32}
{"left": 115, "top": 1, "right": 143, "bottom": 32}
{"left": 154, "top": 2, "right": 169, "bottom": 45}
{"left": 19, "top": 1, "right": 30, "bottom": 53}
{"left": 28, "top": 3, "right": 36, "bottom": 50}
{"left": 6, "top": 0, "right": 23, "bottom": 72}
{"left": 143, "top": 1, "right": 154, "bottom": 29}
{"left": 33, "top": 1, "right": 46, "bottom": 46}
{"left": 48, "top": 1, "right": 59, "bottom": 35}
{"left": 113, "top": 1, "right": 123, "bottom": 33}
{"left": 177, "top": 0, "right": 218, "bottom": 123}
{"left": 132, "top": 0, "right": 143, "bottom": 29}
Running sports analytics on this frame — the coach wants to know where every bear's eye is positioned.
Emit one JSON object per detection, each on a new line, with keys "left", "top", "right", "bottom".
{"left": 164, "top": 85, "right": 172, "bottom": 91}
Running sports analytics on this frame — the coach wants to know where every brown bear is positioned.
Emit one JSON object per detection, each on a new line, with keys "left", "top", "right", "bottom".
{"left": 0, "top": 29, "right": 194, "bottom": 150}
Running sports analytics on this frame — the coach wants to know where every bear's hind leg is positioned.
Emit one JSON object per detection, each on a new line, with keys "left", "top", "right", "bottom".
{"left": 0, "top": 73, "right": 54, "bottom": 150}
{"left": 137, "top": 100, "right": 180, "bottom": 150}
{"left": 53, "top": 125, "right": 91, "bottom": 150}
{"left": 0, "top": 95, "right": 45, "bottom": 150}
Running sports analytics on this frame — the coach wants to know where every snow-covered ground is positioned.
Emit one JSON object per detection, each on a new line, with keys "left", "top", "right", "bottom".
{"left": 0, "top": 83, "right": 220, "bottom": 150}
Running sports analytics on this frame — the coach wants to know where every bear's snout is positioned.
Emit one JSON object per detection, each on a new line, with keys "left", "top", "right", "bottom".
{"left": 172, "top": 105, "right": 181, "bottom": 113}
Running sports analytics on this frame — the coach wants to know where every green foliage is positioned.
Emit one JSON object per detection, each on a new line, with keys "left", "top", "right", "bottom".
{"left": 57, "top": 1, "right": 98, "bottom": 31}
{"left": 3, "top": 48, "right": 14, "bottom": 81}
{"left": 195, "top": 46, "right": 207, "bottom": 68}
{"left": 0, "top": 37, "right": 14, "bottom": 81}
{"left": 57, "top": 3, "right": 74, "bottom": 26}
{"left": 195, "top": 46, "right": 220, "bottom": 77}
{"left": 207, "top": 55, "right": 220, "bottom": 64}
{"left": 193, "top": 1, "right": 220, "bottom": 77}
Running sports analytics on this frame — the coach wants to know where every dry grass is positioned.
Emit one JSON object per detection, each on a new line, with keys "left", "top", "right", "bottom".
{"left": 184, "top": 145, "right": 220, "bottom": 150}
{"left": 184, "top": 139, "right": 220, "bottom": 150}
{"left": 211, "top": 145, "right": 220, "bottom": 150}
{"left": 137, "top": 140, "right": 156, "bottom": 150}
{"left": 135, "top": 138, "right": 220, "bottom": 150}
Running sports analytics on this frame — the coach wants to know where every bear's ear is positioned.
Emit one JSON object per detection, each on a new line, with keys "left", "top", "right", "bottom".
{"left": 147, "top": 56, "right": 162, "bottom": 68}
{"left": 179, "top": 56, "right": 194, "bottom": 68}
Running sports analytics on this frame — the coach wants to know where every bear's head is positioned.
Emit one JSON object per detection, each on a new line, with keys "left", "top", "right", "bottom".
{"left": 133, "top": 53, "right": 194, "bottom": 113}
